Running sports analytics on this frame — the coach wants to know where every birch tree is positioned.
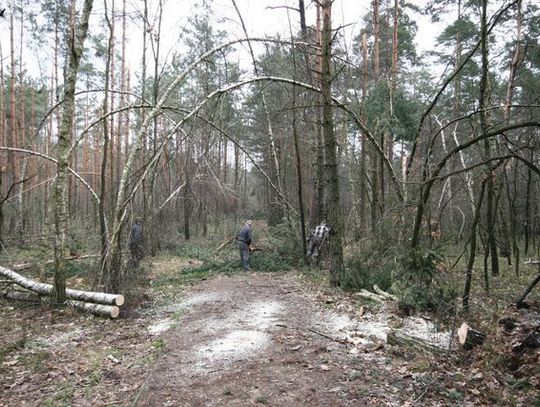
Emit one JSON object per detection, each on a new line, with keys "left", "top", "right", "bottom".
{"left": 53, "top": 0, "right": 93, "bottom": 303}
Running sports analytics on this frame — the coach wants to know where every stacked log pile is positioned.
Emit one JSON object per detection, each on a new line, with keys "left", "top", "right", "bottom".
{"left": 0, "top": 265, "right": 123, "bottom": 318}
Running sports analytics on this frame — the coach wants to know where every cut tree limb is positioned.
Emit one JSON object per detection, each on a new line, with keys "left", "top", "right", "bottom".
{"left": 12, "top": 253, "right": 99, "bottom": 271}
{"left": 457, "top": 322, "right": 486, "bottom": 350}
{"left": 0, "top": 266, "right": 124, "bottom": 306}
{"left": 214, "top": 236, "right": 235, "bottom": 254}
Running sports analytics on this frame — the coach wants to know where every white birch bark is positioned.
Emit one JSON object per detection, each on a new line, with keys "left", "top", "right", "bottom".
{"left": 1, "top": 290, "right": 120, "bottom": 318}
{"left": 0, "top": 266, "right": 124, "bottom": 306}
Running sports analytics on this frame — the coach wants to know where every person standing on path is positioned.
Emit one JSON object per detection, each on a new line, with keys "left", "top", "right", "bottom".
{"left": 129, "top": 219, "right": 145, "bottom": 264}
{"left": 237, "top": 220, "right": 253, "bottom": 271}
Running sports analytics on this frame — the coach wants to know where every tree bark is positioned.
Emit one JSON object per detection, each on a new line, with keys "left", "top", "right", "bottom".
{"left": 462, "top": 178, "right": 487, "bottom": 312}
{"left": 321, "top": 0, "right": 344, "bottom": 286}
{"left": 54, "top": 0, "right": 94, "bottom": 303}
{"left": 312, "top": 2, "right": 325, "bottom": 223}
{"left": 479, "top": 0, "right": 499, "bottom": 277}
{"left": 100, "top": 0, "right": 114, "bottom": 267}
{"left": 359, "top": 33, "right": 369, "bottom": 234}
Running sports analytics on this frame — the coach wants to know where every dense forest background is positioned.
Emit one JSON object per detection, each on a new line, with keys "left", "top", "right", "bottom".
{"left": 0, "top": 0, "right": 539, "bottom": 314}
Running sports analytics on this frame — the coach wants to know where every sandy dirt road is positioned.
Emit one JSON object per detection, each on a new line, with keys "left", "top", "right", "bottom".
{"left": 133, "top": 272, "right": 405, "bottom": 406}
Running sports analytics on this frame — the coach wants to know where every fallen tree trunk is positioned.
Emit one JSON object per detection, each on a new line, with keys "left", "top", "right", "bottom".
{"left": 0, "top": 266, "right": 124, "bottom": 306}
{"left": 457, "top": 322, "right": 486, "bottom": 350}
{"left": 1, "top": 289, "right": 120, "bottom": 318}
{"left": 386, "top": 331, "right": 442, "bottom": 352}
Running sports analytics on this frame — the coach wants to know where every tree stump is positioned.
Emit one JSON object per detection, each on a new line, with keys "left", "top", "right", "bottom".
{"left": 457, "top": 322, "right": 486, "bottom": 350}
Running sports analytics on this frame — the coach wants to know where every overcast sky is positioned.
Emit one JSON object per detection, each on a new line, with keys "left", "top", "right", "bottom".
{"left": 121, "top": 0, "right": 440, "bottom": 71}
{"left": 0, "top": 0, "right": 441, "bottom": 81}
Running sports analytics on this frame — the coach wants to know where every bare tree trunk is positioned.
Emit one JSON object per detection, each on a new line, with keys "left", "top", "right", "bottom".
{"left": 370, "top": 0, "right": 381, "bottom": 234}
{"left": 321, "top": 0, "right": 344, "bottom": 286}
{"left": 454, "top": 0, "right": 463, "bottom": 112}
{"left": 524, "top": 164, "right": 532, "bottom": 254}
{"left": 100, "top": 0, "right": 115, "bottom": 267}
{"left": 8, "top": 13, "right": 18, "bottom": 231}
{"left": 54, "top": 0, "right": 94, "bottom": 303}
{"left": 117, "top": 0, "right": 127, "bottom": 194}
{"left": 291, "top": 58, "right": 307, "bottom": 263}
{"left": 147, "top": 0, "right": 164, "bottom": 255}
{"left": 15, "top": 6, "right": 27, "bottom": 247}
{"left": 359, "top": 33, "right": 369, "bottom": 234}
{"left": 184, "top": 149, "right": 192, "bottom": 241}
{"left": 502, "top": 0, "right": 523, "bottom": 273}
{"left": 312, "top": 3, "right": 325, "bottom": 223}
{"left": 463, "top": 179, "right": 487, "bottom": 312}
{"left": 479, "top": 0, "right": 499, "bottom": 277}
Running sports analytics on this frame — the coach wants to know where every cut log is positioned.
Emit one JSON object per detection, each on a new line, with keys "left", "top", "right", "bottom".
{"left": 386, "top": 331, "right": 442, "bottom": 352}
{"left": 2, "top": 290, "right": 41, "bottom": 302}
{"left": 457, "top": 323, "right": 486, "bottom": 350}
{"left": 0, "top": 266, "right": 124, "bottom": 306}
{"left": 373, "top": 285, "right": 398, "bottom": 301}
{"left": 67, "top": 300, "right": 120, "bottom": 319}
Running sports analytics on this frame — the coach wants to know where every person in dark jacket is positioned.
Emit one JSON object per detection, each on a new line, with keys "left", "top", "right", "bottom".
{"left": 129, "top": 219, "right": 145, "bottom": 263}
{"left": 238, "top": 220, "right": 253, "bottom": 271}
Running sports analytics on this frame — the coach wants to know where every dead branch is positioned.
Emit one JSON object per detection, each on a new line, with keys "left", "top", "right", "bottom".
{"left": 12, "top": 253, "right": 100, "bottom": 271}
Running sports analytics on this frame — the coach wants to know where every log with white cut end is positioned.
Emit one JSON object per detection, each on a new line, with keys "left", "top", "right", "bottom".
{"left": 457, "top": 323, "right": 486, "bottom": 350}
{"left": 0, "top": 266, "right": 124, "bottom": 306}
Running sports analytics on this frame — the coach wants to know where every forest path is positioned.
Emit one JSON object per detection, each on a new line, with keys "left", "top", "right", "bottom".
{"left": 133, "top": 272, "right": 408, "bottom": 406}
